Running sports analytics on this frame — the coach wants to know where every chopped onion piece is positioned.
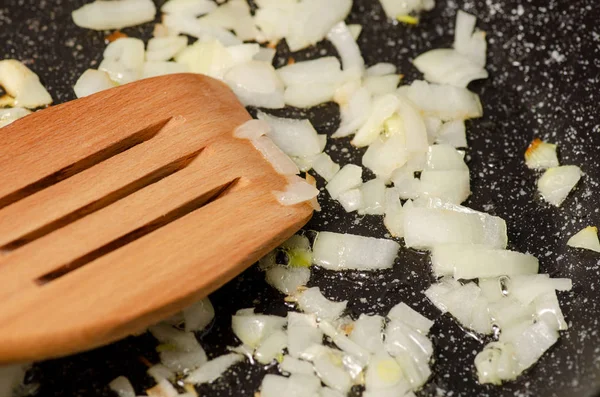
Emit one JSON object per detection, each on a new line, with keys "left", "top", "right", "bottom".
{"left": 403, "top": 204, "right": 507, "bottom": 250}
{"left": 525, "top": 138, "right": 559, "bottom": 170}
{"left": 257, "top": 112, "right": 323, "bottom": 158}
{"left": 364, "top": 75, "right": 402, "bottom": 96}
{"left": 312, "top": 153, "right": 340, "bottom": 182}
{"left": 73, "top": 69, "right": 116, "bottom": 98}
{"left": 365, "top": 351, "right": 411, "bottom": 393}
{"left": 183, "top": 298, "right": 214, "bottom": 332}
{"left": 231, "top": 313, "right": 286, "bottom": 348}
{"left": 0, "top": 107, "right": 31, "bottom": 128}
{"left": 198, "top": 0, "right": 258, "bottom": 41}
{"left": 379, "top": 0, "right": 435, "bottom": 19}
{"left": 146, "top": 36, "right": 188, "bottom": 62}
{"left": 398, "top": 80, "right": 482, "bottom": 121}
{"left": 425, "top": 144, "right": 467, "bottom": 170}
{"left": 366, "top": 63, "right": 396, "bottom": 76}
{"left": 261, "top": 374, "right": 322, "bottom": 397}
{"left": 72, "top": 0, "right": 156, "bottom": 30}
{"left": 387, "top": 302, "right": 434, "bottom": 335}
{"left": 391, "top": 167, "right": 421, "bottom": 200}
{"left": 362, "top": 134, "right": 409, "bottom": 181}
{"left": 567, "top": 226, "right": 600, "bottom": 253}
{"left": 284, "top": 83, "right": 337, "bottom": 108}
{"left": 252, "top": 136, "right": 299, "bottom": 176}
{"left": 147, "top": 364, "right": 175, "bottom": 383}
{"left": 274, "top": 175, "right": 320, "bottom": 206}
{"left": 142, "top": 61, "right": 188, "bottom": 78}
{"left": 109, "top": 376, "right": 135, "bottom": 397}
{"left": 419, "top": 169, "right": 471, "bottom": 204}
{"left": 295, "top": 287, "right": 347, "bottom": 321}
{"left": 504, "top": 320, "right": 559, "bottom": 372}
{"left": 326, "top": 164, "right": 363, "bottom": 199}
{"left": 327, "top": 22, "right": 365, "bottom": 72}
{"left": 349, "top": 314, "right": 384, "bottom": 353}
{"left": 359, "top": 178, "right": 386, "bottom": 215}
{"left": 225, "top": 61, "right": 285, "bottom": 109}
{"left": 318, "top": 321, "right": 370, "bottom": 366}
{"left": 313, "top": 231, "right": 399, "bottom": 271}
{"left": 159, "top": 350, "right": 208, "bottom": 372}
{"left": 99, "top": 38, "right": 145, "bottom": 84}
{"left": 351, "top": 94, "right": 399, "bottom": 147}
{"left": 535, "top": 291, "right": 568, "bottom": 331}
{"left": 254, "top": 47, "right": 277, "bottom": 64}
{"left": 337, "top": 188, "right": 363, "bottom": 213}
{"left": 384, "top": 319, "right": 434, "bottom": 361}
{"left": 280, "top": 355, "right": 315, "bottom": 375}
{"left": 278, "top": 57, "right": 344, "bottom": 86}
{"left": 508, "top": 274, "right": 572, "bottom": 306}
{"left": 185, "top": 353, "right": 241, "bottom": 383}
{"left": 413, "top": 48, "right": 488, "bottom": 87}
{"left": 453, "top": 11, "right": 487, "bottom": 67}
{"left": 0, "top": 60, "right": 52, "bottom": 108}
{"left": 320, "top": 387, "right": 346, "bottom": 397}
{"left": 474, "top": 342, "right": 518, "bottom": 385}
{"left": 431, "top": 244, "right": 539, "bottom": 279}
{"left": 161, "top": 0, "right": 216, "bottom": 16}
{"left": 435, "top": 120, "right": 468, "bottom": 147}
{"left": 537, "top": 165, "right": 582, "bottom": 206}
{"left": 312, "top": 349, "right": 353, "bottom": 394}
{"left": 163, "top": 13, "right": 242, "bottom": 46}
{"left": 287, "top": 312, "right": 323, "bottom": 359}
{"left": 234, "top": 119, "right": 270, "bottom": 141}
{"left": 254, "top": 330, "right": 288, "bottom": 364}
{"left": 333, "top": 87, "right": 372, "bottom": 138}
{"left": 384, "top": 188, "right": 404, "bottom": 237}
{"left": 266, "top": 266, "right": 311, "bottom": 295}
{"left": 149, "top": 324, "right": 203, "bottom": 352}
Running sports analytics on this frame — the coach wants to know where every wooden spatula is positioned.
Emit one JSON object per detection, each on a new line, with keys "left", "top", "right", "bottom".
{"left": 0, "top": 74, "right": 313, "bottom": 363}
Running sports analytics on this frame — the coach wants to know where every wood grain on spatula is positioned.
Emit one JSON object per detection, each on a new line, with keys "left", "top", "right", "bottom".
{"left": 0, "top": 74, "right": 313, "bottom": 363}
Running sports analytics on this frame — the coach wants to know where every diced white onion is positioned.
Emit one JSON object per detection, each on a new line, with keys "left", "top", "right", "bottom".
{"left": 387, "top": 302, "right": 434, "bottom": 335}
{"left": 0, "top": 60, "right": 52, "bottom": 108}
{"left": 252, "top": 136, "right": 299, "bottom": 176}
{"left": 320, "top": 387, "right": 347, "bottom": 397}
{"left": 183, "top": 298, "right": 215, "bottom": 332}
{"left": 295, "top": 287, "right": 347, "bottom": 321}
{"left": 351, "top": 94, "right": 399, "bottom": 147}
{"left": 72, "top": 0, "right": 156, "bottom": 30}
{"left": 364, "top": 75, "right": 401, "bottom": 96}
{"left": 0, "top": 107, "right": 32, "bottom": 128}
{"left": 337, "top": 188, "right": 363, "bottom": 213}
{"left": 261, "top": 374, "right": 322, "bottom": 397}
{"left": 284, "top": 83, "right": 337, "bottom": 108}
{"left": 147, "top": 378, "right": 178, "bottom": 397}
{"left": 231, "top": 312, "right": 286, "bottom": 348}
{"left": 326, "top": 164, "right": 363, "bottom": 199}
{"left": 567, "top": 226, "right": 600, "bottom": 252}
{"left": 383, "top": 188, "right": 404, "bottom": 237}
{"left": 234, "top": 119, "right": 270, "bottom": 141}
{"left": 109, "top": 376, "right": 136, "bottom": 397}
{"left": 349, "top": 314, "right": 384, "bottom": 353}
{"left": 524, "top": 139, "right": 559, "bottom": 170}
{"left": 453, "top": 11, "right": 487, "bottom": 67}
{"left": 333, "top": 87, "right": 372, "bottom": 138}
{"left": 419, "top": 169, "right": 471, "bottom": 204}
{"left": 313, "top": 231, "right": 399, "bottom": 271}
{"left": 142, "top": 61, "right": 188, "bottom": 78}
{"left": 431, "top": 244, "right": 539, "bottom": 279}
{"left": 503, "top": 320, "right": 559, "bottom": 372}
{"left": 537, "top": 165, "right": 582, "bottom": 206}
{"left": 254, "top": 330, "right": 288, "bottom": 364}
{"left": 365, "top": 351, "right": 410, "bottom": 393}
{"left": 391, "top": 167, "right": 421, "bottom": 200}
{"left": 161, "top": 0, "right": 217, "bottom": 16}
{"left": 327, "top": 22, "right": 365, "bottom": 72}
{"left": 274, "top": 175, "right": 320, "bottom": 206}
{"left": 266, "top": 266, "right": 311, "bottom": 295}
{"left": 225, "top": 61, "right": 285, "bottom": 108}
{"left": 312, "top": 153, "right": 340, "bottom": 182}
{"left": 362, "top": 134, "right": 409, "bottom": 181}
{"left": 149, "top": 324, "right": 203, "bottom": 352}
{"left": 280, "top": 355, "right": 315, "bottom": 375}
{"left": 413, "top": 48, "right": 488, "bottom": 87}
{"left": 185, "top": 353, "right": 243, "bottom": 384}
{"left": 163, "top": 13, "right": 242, "bottom": 46}
{"left": 99, "top": 38, "right": 145, "bottom": 85}
{"left": 257, "top": 112, "right": 323, "bottom": 158}
{"left": 159, "top": 349, "right": 208, "bottom": 372}
{"left": 435, "top": 120, "right": 468, "bottom": 147}
{"left": 366, "top": 63, "right": 396, "bottom": 76}
{"left": 198, "top": 0, "right": 258, "bottom": 41}
{"left": 507, "top": 274, "right": 572, "bottom": 306}
{"left": 147, "top": 364, "right": 175, "bottom": 383}
{"left": 535, "top": 291, "right": 568, "bottom": 331}
{"left": 146, "top": 36, "right": 188, "bottom": 62}
{"left": 474, "top": 342, "right": 518, "bottom": 385}
{"left": 73, "top": 69, "right": 116, "bottom": 98}
{"left": 312, "top": 349, "right": 353, "bottom": 394}
{"left": 278, "top": 57, "right": 344, "bottom": 86}
{"left": 287, "top": 312, "right": 323, "bottom": 359}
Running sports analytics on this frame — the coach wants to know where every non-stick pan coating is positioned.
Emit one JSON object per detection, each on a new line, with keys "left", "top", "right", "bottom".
{"left": 2, "top": 0, "right": 600, "bottom": 396}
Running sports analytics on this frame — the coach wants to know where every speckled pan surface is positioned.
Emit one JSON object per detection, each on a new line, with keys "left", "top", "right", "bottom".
{"left": 2, "top": 0, "right": 600, "bottom": 396}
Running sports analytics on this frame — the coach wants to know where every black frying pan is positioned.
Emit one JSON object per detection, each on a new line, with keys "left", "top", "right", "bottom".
{"left": 2, "top": 0, "right": 600, "bottom": 396}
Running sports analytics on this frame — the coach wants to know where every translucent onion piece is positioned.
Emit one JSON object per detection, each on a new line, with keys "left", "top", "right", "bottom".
{"left": 504, "top": 320, "right": 559, "bottom": 372}
{"left": 142, "top": 61, "right": 189, "bottom": 78}
{"left": 146, "top": 378, "right": 178, "bottom": 397}
{"left": 313, "top": 231, "right": 399, "bottom": 271}
{"left": 163, "top": 13, "right": 242, "bottom": 46}
{"left": 474, "top": 342, "right": 518, "bottom": 385}
{"left": 278, "top": 57, "right": 343, "bottom": 86}
{"left": 364, "top": 75, "right": 402, "bottom": 96}
{"left": 234, "top": 119, "right": 270, "bottom": 140}
{"left": 366, "top": 63, "right": 396, "bottom": 76}
{"left": 257, "top": 111, "right": 323, "bottom": 157}
{"left": 183, "top": 298, "right": 214, "bottom": 332}
{"left": 266, "top": 265, "right": 311, "bottom": 295}
{"left": 0, "top": 107, "right": 31, "bottom": 128}
{"left": 147, "top": 364, "right": 175, "bottom": 383}
{"left": 431, "top": 244, "right": 539, "bottom": 279}
{"left": 254, "top": 330, "right": 288, "bottom": 364}
{"left": 359, "top": 178, "right": 386, "bottom": 215}
{"left": 252, "top": 135, "right": 299, "bottom": 176}
{"left": 535, "top": 291, "right": 568, "bottom": 331}
{"left": 435, "top": 120, "right": 467, "bottom": 147}
{"left": 453, "top": 10, "right": 487, "bottom": 67}
{"left": 419, "top": 169, "right": 471, "bottom": 204}
{"left": 159, "top": 349, "right": 208, "bottom": 372}
{"left": 72, "top": 0, "right": 156, "bottom": 30}
{"left": 425, "top": 144, "right": 467, "bottom": 170}
{"left": 351, "top": 94, "right": 399, "bottom": 147}
{"left": 198, "top": 0, "right": 258, "bottom": 41}
{"left": 320, "top": 387, "right": 346, "bottom": 397}
{"left": 261, "top": 374, "right": 322, "bottom": 397}
{"left": 362, "top": 134, "right": 409, "bottom": 181}
{"left": 161, "top": 0, "right": 217, "bottom": 16}
{"left": 0, "top": 60, "right": 52, "bottom": 108}
{"left": 537, "top": 165, "right": 582, "bottom": 206}
{"left": 384, "top": 319, "right": 434, "bottom": 361}
{"left": 146, "top": 36, "right": 188, "bottom": 62}
{"left": 287, "top": 312, "right": 323, "bottom": 359}
{"left": 391, "top": 167, "right": 421, "bottom": 200}
{"left": 225, "top": 61, "right": 285, "bottom": 109}
{"left": 99, "top": 38, "right": 145, "bottom": 84}
{"left": 231, "top": 313, "right": 286, "bottom": 348}
{"left": 109, "top": 376, "right": 135, "bottom": 397}
{"left": 337, "top": 188, "right": 363, "bottom": 213}
{"left": 333, "top": 87, "right": 372, "bottom": 138}
{"left": 508, "top": 274, "right": 572, "bottom": 306}
{"left": 295, "top": 287, "right": 347, "bottom": 321}
{"left": 413, "top": 48, "right": 488, "bottom": 87}
{"left": 399, "top": 80, "right": 482, "bottom": 121}
{"left": 525, "top": 138, "right": 559, "bottom": 170}
{"left": 326, "top": 164, "right": 363, "bottom": 199}
{"left": 567, "top": 226, "right": 600, "bottom": 252}
{"left": 327, "top": 22, "right": 365, "bottom": 72}
{"left": 280, "top": 355, "right": 315, "bottom": 375}
{"left": 311, "top": 349, "right": 353, "bottom": 394}
{"left": 149, "top": 324, "right": 203, "bottom": 352}
{"left": 384, "top": 188, "right": 405, "bottom": 237}
{"left": 379, "top": 0, "right": 435, "bottom": 19}
{"left": 318, "top": 321, "right": 370, "bottom": 366}
{"left": 274, "top": 175, "right": 320, "bottom": 206}
{"left": 73, "top": 69, "right": 116, "bottom": 98}
{"left": 387, "top": 302, "right": 434, "bottom": 335}
{"left": 312, "top": 153, "right": 340, "bottom": 182}
{"left": 349, "top": 314, "right": 384, "bottom": 353}
{"left": 365, "top": 351, "right": 411, "bottom": 393}
{"left": 284, "top": 83, "right": 337, "bottom": 108}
